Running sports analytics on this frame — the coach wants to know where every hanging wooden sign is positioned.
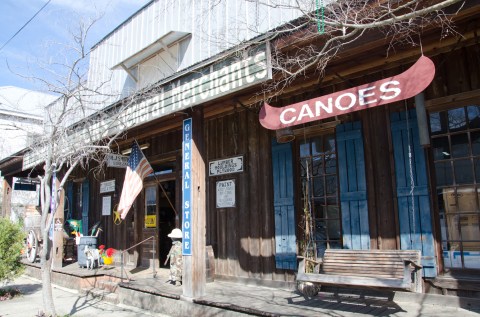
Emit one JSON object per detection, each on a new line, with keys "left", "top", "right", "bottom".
{"left": 259, "top": 56, "right": 435, "bottom": 130}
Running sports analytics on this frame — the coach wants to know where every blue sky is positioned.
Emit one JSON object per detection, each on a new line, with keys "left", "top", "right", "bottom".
{"left": 0, "top": 0, "right": 152, "bottom": 92}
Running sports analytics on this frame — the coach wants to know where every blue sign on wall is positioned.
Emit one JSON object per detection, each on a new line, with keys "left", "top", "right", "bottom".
{"left": 182, "top": 118, "right": 192, "bottom": 256}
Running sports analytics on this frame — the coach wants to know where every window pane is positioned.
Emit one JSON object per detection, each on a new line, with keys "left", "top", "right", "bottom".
{"left": 327, "top": 205, "right": 340, "bottom": 219}
{"left": 300, "top": 141, "right": 310, "bottom": 157}
{"left": 324, "top": 134, "right": 336, "bottom": 153}
{"left": 327, "top": 219, "right": 341, "bottom": 239}
{"left": 454, "top": 159, "right": 473, "bottom": 184}
{"left": 472, "top": 131, "right": 480, "bottom": 156}
{"left": 451, "top": 133, "right": 470, "bottom": 158}
{"left": 475, "top": 158, "right": 480, "bottom": 182}
{"left": 316, "top": 241, "right": 327, "bottom": 257}
{"left": 446, "top": 214, "right": 462, "bottom": 243}
{"left": 313, "top": 177, "right": 324, "bottom": 197}
{"left": 443, "top": 187, "right": 477, "bottom": 213}
{"left": 300, "top": 158, "right": 310, "bottom": 177}
{"left": 432, "top": 136, "right": 450, "bottom": 160}
{"left": 448, "top": 108, "right": 467, "bottom": 132}
{"left": 430, "top": 111, "right": 448, "bottom": 135}
{"left": 467, "top": 105, "right": 480, "bottom": 129}
{"left": 314, "top": 220, "right": 327, "bottom": 240}
{"left": 325, "top": 175, "right": 337, "bottom": 195}
{"left": 326, "top": 196, "right": 337, "bottom": 206}
{"left": 312, "top": 156, "right": 324, "bottom": 176}
{"left": 325, "top": 153, "right": 337, "bottom": 174}
{"left": 312, "top": 136, "right": 322, "bottom": 155}
{"left": 460, "top": 214, "right": 479, "bottom": 245}
{"left": 146, "top": 187, "right": 156, "bottom": 205}
{"left": 435, "top": 161, "right": 453, "bottom": 186}
{"left": 313, "top": 198, "right": 325, "bottom": 216}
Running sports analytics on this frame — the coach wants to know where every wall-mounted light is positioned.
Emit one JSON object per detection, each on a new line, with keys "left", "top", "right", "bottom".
{"left": 276, "top": 128, "right": 295, "bottom": 143}
{"left": 121, "top": 143, "right": 150, "bottom": 155}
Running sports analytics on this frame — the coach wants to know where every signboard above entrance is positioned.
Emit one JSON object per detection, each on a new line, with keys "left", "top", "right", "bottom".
{"left": 259, "top": 56, "right": 435, "bottom": 130}
{"left": 23, "top": 43, "right": 272, "bottom": 171}
{"left": 106, "top": 154, "right": 128, "bottom": 168}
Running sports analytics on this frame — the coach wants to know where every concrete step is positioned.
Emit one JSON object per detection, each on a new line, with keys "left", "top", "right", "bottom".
{"left": 80, "top": 287, "right": 119, "bottom": 305}
{"left": 98, "top": 280, "right": 118, "bottom": 293}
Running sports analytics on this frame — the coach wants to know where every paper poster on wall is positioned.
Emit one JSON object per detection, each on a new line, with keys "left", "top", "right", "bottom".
{"left": 102, "top": 196, "right": 112, "bottom": 216}
{"left": 216, "top": 179, "right": 236, "bottom": 208}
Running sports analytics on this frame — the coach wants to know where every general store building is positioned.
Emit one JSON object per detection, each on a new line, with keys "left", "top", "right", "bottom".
{"left": 1, "top": 0, "right": 479, "bottom": 298}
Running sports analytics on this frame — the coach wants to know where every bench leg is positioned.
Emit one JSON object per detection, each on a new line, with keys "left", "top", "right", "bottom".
{"left": 412, "top": 268, "right": 423, "bottom": 293}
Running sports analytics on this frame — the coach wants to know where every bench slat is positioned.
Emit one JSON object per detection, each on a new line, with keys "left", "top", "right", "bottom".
{"left": 297, "top": 272, "right": 411, "bottom": 290}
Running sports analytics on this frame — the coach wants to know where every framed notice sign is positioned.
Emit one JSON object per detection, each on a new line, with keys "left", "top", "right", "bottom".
{"left": 209, "top": 156, "right": 244, "bottom": 176}
{"left": 216, "top": 179, "right": 236, "bottom": 208}
{"left": 102, "top": 196, "right": 112, "bottom": 216}
{"left": 100, "top": 179, "right": 115, "bottom": 193}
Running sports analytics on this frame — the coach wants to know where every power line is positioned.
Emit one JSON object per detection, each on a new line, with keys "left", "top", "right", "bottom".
{"left": 0, "top": 0, "right": 51, "bottom": 52}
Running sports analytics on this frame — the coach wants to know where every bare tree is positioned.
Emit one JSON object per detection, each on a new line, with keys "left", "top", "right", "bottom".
{"left": 7, "top": 16, "right": 151, "bottom": 316}
{"left": 202, "top": 0, "right": 464, "bottom": 98}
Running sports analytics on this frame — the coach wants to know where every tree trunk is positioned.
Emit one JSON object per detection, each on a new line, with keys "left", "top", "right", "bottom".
{"left": 41, "top": 203, "right": 57, "bottom": 316}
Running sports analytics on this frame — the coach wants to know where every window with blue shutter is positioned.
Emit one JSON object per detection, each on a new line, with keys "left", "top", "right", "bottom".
{"left": 336, "top": 121, "right": 370, "bottom": 250}
{"left": 272, "top": 140, "right": 297, "bottom": 270}
{"left": 391, "top": 110, "right": 436, "bottom": 277}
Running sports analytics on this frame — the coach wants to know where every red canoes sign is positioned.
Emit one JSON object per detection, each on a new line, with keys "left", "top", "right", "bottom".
{"left": 259, "top": 56, "right": 435, "bottom": 130}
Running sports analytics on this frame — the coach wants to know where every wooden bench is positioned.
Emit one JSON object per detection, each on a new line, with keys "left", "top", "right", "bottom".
{"left": 297, "top": 249, "right": 423, "bottom": 294}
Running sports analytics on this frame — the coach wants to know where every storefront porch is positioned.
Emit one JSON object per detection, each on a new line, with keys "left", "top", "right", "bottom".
{"left": 22, "top": 260, "right": 480, "bottom": 317}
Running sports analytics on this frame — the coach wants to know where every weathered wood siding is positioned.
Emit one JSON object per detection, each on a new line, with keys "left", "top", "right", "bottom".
{"left": 206, "top": 109, "right": 286, "bottom": 282}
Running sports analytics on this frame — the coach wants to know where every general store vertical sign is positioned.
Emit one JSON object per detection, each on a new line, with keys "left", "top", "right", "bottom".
{"left": 182, "top": 118, "right": 192, "bottom": 256}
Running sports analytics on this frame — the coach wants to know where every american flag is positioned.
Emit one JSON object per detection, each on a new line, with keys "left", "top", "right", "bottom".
{"left": 118, "top": 141, "right": 153, "bottom": 219}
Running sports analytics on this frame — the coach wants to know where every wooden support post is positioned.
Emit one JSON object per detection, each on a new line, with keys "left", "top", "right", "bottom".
{"left": 182, "top": 109, "right": 206, "bottom": 298}
{"left": 52, "top": 178, "right": 65, "bottom": 269}
{"left": 2, "top": 177, "right": 13, "bottom": 219}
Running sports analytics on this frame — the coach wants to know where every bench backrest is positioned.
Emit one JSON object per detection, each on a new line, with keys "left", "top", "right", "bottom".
{"left": 321, "top": 249, "right": 421, "bottom": 279}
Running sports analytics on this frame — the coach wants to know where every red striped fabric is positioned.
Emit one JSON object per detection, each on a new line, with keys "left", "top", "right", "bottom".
{"left": 118, "top": 141, "right": 153, "bottom": 219}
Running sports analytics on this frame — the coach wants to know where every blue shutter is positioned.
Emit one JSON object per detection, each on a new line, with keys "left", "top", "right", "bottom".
{"left": 272, "top": 140, "right": 297, "bottom": 270}
{"left": 81, "top": 180, "right": 89, "bottom": 236}
{"left": 65, "top": 182, "right": 74, "bottom": 220}
{"left": 391, "top": 110, "right": 436, "bottom": 277}
{"left": 336, "top": 122, "right": 370, "bottom": 250}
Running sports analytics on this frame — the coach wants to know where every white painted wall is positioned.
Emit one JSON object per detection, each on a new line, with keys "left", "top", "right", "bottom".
{"left": 87, "top": 0, "right": 305, "bottom": 110}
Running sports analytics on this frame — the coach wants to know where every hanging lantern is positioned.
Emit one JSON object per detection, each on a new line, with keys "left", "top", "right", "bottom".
{"left": 276, "top": 127, "right": 295, "bottom": 143}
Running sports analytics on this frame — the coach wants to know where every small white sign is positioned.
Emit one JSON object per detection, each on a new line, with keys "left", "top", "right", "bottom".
{"left": 100, "top": 179, "right": 115, "bottom": 193}
{"left": 106, "top": 154, "right": 129, "bottom": 168}
{"left": 216, "top": 179, "right": 236, "bottom": 208}
{"left": 209, "top": 156, "right": 244, "bottom": 176}
{"left": 102, "top": 196, "right": 111, "bottom": 216}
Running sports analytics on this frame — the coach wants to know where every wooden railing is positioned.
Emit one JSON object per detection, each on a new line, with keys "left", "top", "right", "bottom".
{"left": 120, "top": 235, "right": 156, "bottom": 282}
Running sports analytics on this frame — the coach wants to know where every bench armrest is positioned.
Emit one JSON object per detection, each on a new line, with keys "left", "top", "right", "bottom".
{"left": 298, "top": 255, "right": 322, "bottom": 265}
{"left": 298, "top": 256, "right": 322, "bottom": 275}
{"left": 404, "top": 259, "right": 422, "bottom": 269}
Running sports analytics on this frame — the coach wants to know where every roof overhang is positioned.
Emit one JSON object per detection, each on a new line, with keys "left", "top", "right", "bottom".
{"left": 111, "top": 30, "right": 190, "bottom": 71}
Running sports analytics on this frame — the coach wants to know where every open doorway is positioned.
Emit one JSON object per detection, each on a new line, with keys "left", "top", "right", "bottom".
{"left": 142, "top": 177, "right": 178, "bottom": 268}
{"left": 158, "top": 180, "right": 176, "bottom": 267}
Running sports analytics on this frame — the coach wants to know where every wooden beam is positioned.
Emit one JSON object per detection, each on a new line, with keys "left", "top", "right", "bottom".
{"left": 182, "top": 108, "right": 206, "bottom": 298}
{"left": 120, "top": 63, "right": 138, "bottom": 82}
{"left": 2, "top": 177, "right": 12, "bottom": 218}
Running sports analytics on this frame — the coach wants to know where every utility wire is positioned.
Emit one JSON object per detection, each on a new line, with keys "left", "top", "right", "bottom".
{"left": 0, "top": 0, "right": 51, "bottom": 52}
